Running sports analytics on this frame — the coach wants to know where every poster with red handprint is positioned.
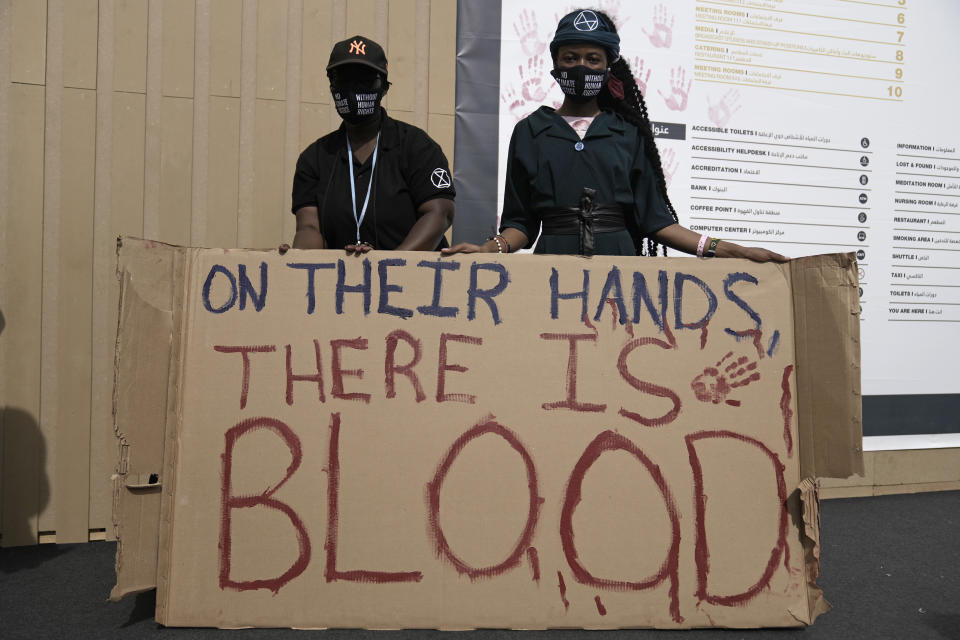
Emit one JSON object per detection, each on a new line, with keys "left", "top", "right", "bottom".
{"left": 116, "top": 239, "right": 860, "bottom": 628}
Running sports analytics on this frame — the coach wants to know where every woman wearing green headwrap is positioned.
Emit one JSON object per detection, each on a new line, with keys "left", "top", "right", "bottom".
{"left": 444, "top": 9, "right": 786, "bottom": 262}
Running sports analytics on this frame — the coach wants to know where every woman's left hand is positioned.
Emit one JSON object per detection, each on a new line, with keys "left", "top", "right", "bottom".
{"left": 441, "top": 242, "right": 493, "bottom": 255}
{"left": 733, "top": 245, "right": 790, "bottom": 263}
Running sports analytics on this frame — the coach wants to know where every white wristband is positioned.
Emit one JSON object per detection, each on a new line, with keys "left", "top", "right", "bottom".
{"left": 696, "top": 234, "right": 709, "bottom": 258}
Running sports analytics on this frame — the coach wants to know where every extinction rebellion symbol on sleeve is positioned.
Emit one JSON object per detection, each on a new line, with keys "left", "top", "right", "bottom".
{"left": 431, "top": 168, "right": 451, "bottom": 188}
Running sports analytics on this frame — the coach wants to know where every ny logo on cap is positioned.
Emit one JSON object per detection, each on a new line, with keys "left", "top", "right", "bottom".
{"left": 431, "top": 168, "right": 451, "bottom": 188}
{"left": 573, "top": 10, "right": 599, "bottom": 31}
{"left": 348, "top": 39, "right": 366, "bottom": 55}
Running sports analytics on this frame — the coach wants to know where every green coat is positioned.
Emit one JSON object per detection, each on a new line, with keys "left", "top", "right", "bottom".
{"left": 500, "top": 106, "right": 676, "bottom": 256}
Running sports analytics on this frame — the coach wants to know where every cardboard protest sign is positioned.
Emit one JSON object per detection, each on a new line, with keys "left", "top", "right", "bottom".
{"left": 111, "top": 239, "right": 861, "bottom": 629}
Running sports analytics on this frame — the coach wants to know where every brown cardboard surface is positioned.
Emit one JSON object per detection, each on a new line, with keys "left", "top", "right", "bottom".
{"left": 788, "top": 253, "right": 864, "bottom": 480}
{"left": 110, "top": 239, "right": 180, "bottom": 598}
{"left": 113, "top": 244, "right": 861, "bottom": 628}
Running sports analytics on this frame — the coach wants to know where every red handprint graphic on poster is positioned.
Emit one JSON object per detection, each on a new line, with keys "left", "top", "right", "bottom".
{"left": 519, "top": 57, "right": 549, "bottom": 103}
{"left": 642, "top": 4, "right": 675, "bottom": 49}
{"left": 707, "top": 89, "right": 742, "bottom": 128}
{"left": 690, "top": 352, "right": 760, "bottom": 407}
{"left": 658, "top": 66, "right": 691, "bottom": 112}
{"left": 514, "top": 9, "right": 548, "bottom": 58}
{"left": 626, "top": 56, "right": 652, "bottom": 97}
{"left": 502, "top": 86, "right": 531, "bottom": 122}
{"left": 596, "top": 0, "right": 631, "bottom": 29}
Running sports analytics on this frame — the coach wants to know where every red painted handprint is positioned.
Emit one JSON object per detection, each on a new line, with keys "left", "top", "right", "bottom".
{"left": 514, "top": 9, "right": 548, "bottom": 58}
{"left": 519, "top": 57, "right": 549, "bottom": 103}
{"left": 658, "top": 66, "right": 691, "bottom": 112}
{"left": 642, "top": 4, "right": 675, "bottom": 49}
{"left": 707, "top": 89, "right": 742, "bottom": 128}
{"left": 690, "top": 352, "right": 760, "bottom": 407}
{"left": 501, "top": 86, "right": 529, "bottom": 122}
{"left": 597, "top": 0, "right": 631, "bottom": 29}
{"left": 626, "top": 56, "right": 652, "bottom": 96}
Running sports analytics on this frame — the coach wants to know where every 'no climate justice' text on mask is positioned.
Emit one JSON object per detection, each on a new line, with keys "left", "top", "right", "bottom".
{"left": 550, "top": 65, "right": 610, "bottom": 101}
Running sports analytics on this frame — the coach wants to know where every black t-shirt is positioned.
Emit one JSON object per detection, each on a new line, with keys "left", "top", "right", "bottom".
{"left": 291, "top": 110, "right": 456, "bottom": 250}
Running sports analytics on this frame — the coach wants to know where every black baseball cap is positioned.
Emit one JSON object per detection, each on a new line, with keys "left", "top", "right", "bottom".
{"left": 327, "top": 35, "right": 388, "bottom": 76}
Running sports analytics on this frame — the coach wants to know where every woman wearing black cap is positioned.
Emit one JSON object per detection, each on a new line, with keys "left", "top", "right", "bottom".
{"left": 289, "top": 36, "right": 455, "bottom": 254}
{"left": 444, "top": 9, "right": 785, "bottom": 263}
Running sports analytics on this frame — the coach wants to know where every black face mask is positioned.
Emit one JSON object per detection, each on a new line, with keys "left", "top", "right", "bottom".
{"left": 331, "top": 85, "right": 384, "bottom": 125}
{"left": 550, "top": 65, "right": 610, "bottom": 102}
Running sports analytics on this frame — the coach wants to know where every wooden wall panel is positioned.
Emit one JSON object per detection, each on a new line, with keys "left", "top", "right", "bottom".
{"left": 256, "top": 0, "right": 288, "bottom": 100}
{"left": 55, "top": 88, "right": 97, "bottom": 544}
{"left": 2, "top": 84, "right": 46, "bottom": 546}
{"left": 10, "top": 0, "right": 47, "bottom": 85}
{"left": 428, "top": 0, "right": 456, "bottom": 116}
{"left": 283, "top": 0, "right": 302, "bottom": 243}
{"left": 300, "top": 0, "right": 333, "bottom": 105}
{"left": 114, "top": 0, "right": 148, "bottom": 94}
{"left": 299, "top": 102, "right": 330, "bottom": 149}
{"left": 39, "top": 0, "right": 65, "bottom": 536}
{"left": 345, "top": 0, "right": 377, "bottom": 41}
{"left": 210, "top": 0, "right": 242, "bottom": 97}
{"left": 159, "top": 98, "right": 195, "bottom": 246}
{"left": 191, "top": 0, "right": 212, "bottom": 245}
{"left": 385, "top": 0, "right": 415, "bottom": 113}
{"left": 0, "top": 0, "right": 10, "bottom": 543}
{"left": 428, "top": 112, "right": 455, "bottom": 171}
{"left": 142, "top": 0, "right": 163, "bottom": 242}
{"left": 112, "top": 93, "right": 147, "bottom": 237}
{"left": 205, "top": 96, "right": 241, "bottom": 248}
{"left": 327, "top": 0, "right": 347, "bottom": 132}
{"left": 252, "top": 98, "right": 286, "bottom": 248}
{"left": 1, "top": 0, "right": 460, "bottom": 546}
{"left": 162, "top": 0, "right": 196, "bottom": 98}
{"left": 88, "top": 0, "right": 116, "bottom": 540}
{"left": 412, "top": 0, "right": 430, "bottom": 130}
{"left": 63, "top": 0, "right": 99, "bottom": 90}
{"left": 236, "top": 0, "right": 258, "bottom": 247}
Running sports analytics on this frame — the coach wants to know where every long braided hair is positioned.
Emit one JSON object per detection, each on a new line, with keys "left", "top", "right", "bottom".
{"left": 590, "top": 10, "right": 679, "bottom": 256}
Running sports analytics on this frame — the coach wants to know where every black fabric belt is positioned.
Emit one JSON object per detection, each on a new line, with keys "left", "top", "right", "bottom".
{"left": 539, "top": 188, "right": 629, "bottom": 256}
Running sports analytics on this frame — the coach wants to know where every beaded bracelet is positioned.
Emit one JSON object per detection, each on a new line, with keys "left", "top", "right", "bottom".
{"left": 489, "top": 235, "right": 505, "bottom": 253}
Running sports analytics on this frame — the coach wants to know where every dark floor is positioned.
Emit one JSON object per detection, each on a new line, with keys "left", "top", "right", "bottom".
{"left": 1, "top": 491, "right": 958, "bottom": 640}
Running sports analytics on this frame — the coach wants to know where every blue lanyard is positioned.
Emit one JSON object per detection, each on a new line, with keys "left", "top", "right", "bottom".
{"left": 345, "top": 132, "right": 380, "bottom": 245}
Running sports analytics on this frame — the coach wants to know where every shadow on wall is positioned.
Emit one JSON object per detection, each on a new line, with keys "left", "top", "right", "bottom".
{"left": 1, "top": 307, "right": 53, "bottom": 554}
{"left": 0, "top": 407, "right": 50, "bottom": 552}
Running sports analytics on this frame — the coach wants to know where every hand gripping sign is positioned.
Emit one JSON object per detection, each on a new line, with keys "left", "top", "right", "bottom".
{"left": 112, "top": 240, "right": 860, "bottom": 629}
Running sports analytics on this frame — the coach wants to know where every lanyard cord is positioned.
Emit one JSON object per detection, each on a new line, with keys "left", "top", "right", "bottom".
{"left": 346, "top": 131, "right": 380, "bottom": 245}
